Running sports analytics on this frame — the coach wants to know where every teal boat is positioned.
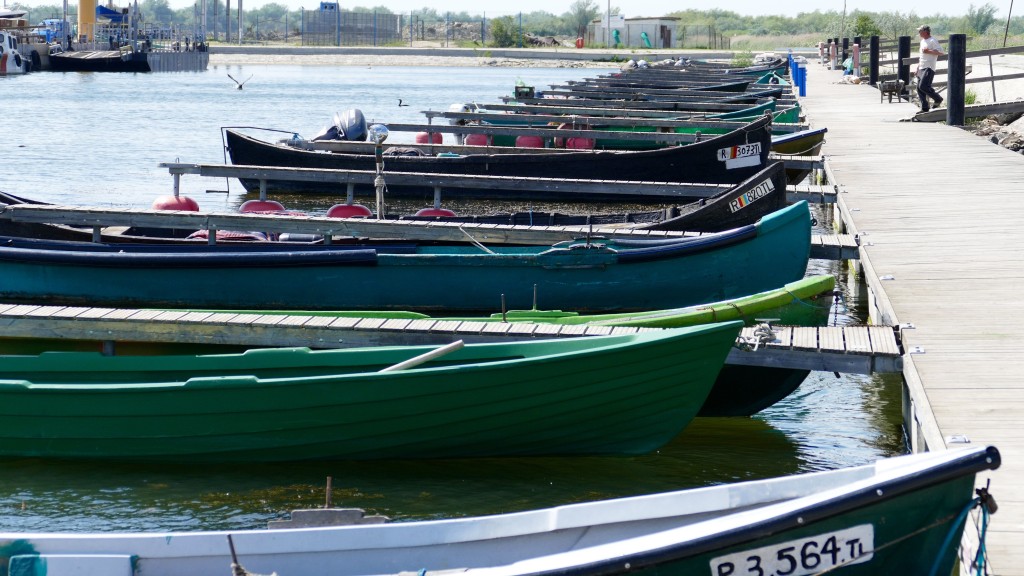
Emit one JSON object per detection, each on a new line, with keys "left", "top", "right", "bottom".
{"left": 0, "top": 447, "right": 999, "bottom": 576}
{"left": 0, "top": 202, "right": 812, "bottom": 313}
{"left": 0, "top": 322, "right": 741, "bottom": 461}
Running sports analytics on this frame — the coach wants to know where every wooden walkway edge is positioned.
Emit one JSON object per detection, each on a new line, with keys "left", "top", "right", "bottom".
{"left": 802, "top": 61, "right": 1023, "bottom": 575}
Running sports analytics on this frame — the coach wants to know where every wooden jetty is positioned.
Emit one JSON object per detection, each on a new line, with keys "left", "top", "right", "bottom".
{"left": 0, "top": 303, "right": 902, "bottom": 374}
{"left": 803, "top": 58, "right": 1023, "bottom": 573}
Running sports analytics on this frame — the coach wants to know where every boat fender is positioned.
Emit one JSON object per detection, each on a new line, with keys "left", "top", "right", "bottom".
{"left": 327, "top": 204, "right": 373, "bottom": 218}
{"left": 30, "top": 51, "right": 40, "bottom": 71}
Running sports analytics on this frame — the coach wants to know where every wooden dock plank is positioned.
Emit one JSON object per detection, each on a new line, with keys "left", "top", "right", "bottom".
{"left": 804, "top": 61, "right": 1024, "bottom": 572}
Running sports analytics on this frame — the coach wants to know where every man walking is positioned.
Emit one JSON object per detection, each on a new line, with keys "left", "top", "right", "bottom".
{"left": 917, "top": 25, "right": 945, "bottom": 112}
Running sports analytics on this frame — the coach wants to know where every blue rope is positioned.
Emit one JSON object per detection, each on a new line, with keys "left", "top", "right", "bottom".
{"left": 928, "top": 496, "right": 981, "bottom": 576}
{"left": 975, "top": 501, "right": 991, "bottom": 576}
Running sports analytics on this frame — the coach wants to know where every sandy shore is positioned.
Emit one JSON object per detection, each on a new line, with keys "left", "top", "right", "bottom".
{"left": 209, "top": 53, "right": 615, "bottom": 68}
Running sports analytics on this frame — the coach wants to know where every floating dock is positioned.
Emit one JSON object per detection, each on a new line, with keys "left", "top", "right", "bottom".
{"left": 802, "top": 60, "right": 1023, "bottom": 573}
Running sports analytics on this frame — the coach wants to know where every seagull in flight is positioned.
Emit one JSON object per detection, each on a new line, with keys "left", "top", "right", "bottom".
{"left": 228, "top": 73, "right": 253, "bottom": 90}
{"left": 397, "top": 99, "right": 409, "bottom": 107}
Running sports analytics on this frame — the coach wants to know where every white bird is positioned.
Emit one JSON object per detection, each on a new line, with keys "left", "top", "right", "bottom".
{"left": 228, "top": 73, "right": 253, "bottom": 90}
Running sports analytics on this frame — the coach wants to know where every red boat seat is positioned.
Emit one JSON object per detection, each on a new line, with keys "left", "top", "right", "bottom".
{"left": 151, "top": 195, "right": 200, "bottom": 211}
{"left": 414, "top": 207, "right": 457, "bottom": 218}
{"left": 239, "top": 199, "right": 286, "bottom": 213}
{"left": 515, "top": 135, "right": 544, "bottom": 148}
{"left": 327, "top": 204, "right": 373, "bottom": 218}
{"left": 415, "top": 132, "right": 443, "bottom": 144}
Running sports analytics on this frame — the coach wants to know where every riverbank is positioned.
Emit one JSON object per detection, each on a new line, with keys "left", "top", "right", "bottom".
{"left": 206, "top": 45, "right": 735, "bottom": 68}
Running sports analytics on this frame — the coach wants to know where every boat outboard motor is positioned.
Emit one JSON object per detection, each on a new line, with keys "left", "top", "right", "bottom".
{"left": 310, "top": 123, "right": 341, "bottom": 141}
{"left": 335, "top": 109, "right": 368, "bottom": 141}
{"left": 311, "top": 109, "right": 368, "bottom": 142}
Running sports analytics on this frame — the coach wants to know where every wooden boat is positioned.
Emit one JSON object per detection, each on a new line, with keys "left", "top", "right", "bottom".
{"left": 223, "top": 114, "right": 773, "bottom": 197}
{"left": 230, "top": 275, "right": 835, "bottom": 330}
{"left": 0, "top": 201, "right": 812, "bottom": 313}
{"left": 0, "top": 161, "right": 789, "bottom": 240}
{"left": 0, "top": 446, "right": 1000, "bottom": 575}
{"left": 0, "top": 322, "right": 742, "bottom": 461}
{"left": 771, "top": 127, "right": 828, "bottom": 184}
{"left": 178, "top": 274, "right": 836, "bottom": 417}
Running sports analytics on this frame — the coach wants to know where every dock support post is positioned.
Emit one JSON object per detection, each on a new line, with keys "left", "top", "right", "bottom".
{"left": 841, "top": 37, "right": 848, "bottom": 63}
{"left": 869, "top": 35, "right": 879, "bottom": 85}
{"left": 947, "top": 33, "right": 967, "bottom": 126}
{"left": 897, "top": 36, "right": 911, "bottom": 96}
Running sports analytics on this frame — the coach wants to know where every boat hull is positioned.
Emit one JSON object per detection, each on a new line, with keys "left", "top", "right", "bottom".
{"left": 0, "top": 202, "right": 812, "bottom": 313}
{"left": 0, "top": 323, "right": 740, "bottom": 460}
{"left": 0, "top": 447, "right": 999, "bottom": 576}
{"left": 224, "top": 115, "right": 773, "bottom": 198}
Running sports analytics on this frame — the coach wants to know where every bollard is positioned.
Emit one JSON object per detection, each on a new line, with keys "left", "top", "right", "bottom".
{"left": 869, "top": 35, "right": 880, "bottom": 85}
{"left": 830, "top": 42, "right": 837, "bottom": 70}
{"left": 853, "top": 43, "right": 860, "bottom": 77}
{"left": 842, "top": 37, "right": 849, "bottom": 64}
{"left": 948, "top": 34, "right": 967, "bottom": 126}
{"left": 798, "top": 59, "right": 807, "bottom": 96}
{"left": 897, "top": 36, "right": 911, "bottom": 95}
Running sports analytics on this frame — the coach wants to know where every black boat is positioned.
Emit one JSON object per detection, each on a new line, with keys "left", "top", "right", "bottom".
{"left": 0, "top": 161, "right": 788, "bottom": 244}
{"left": 224, "top": 115, "right": 773, "bottom": 199}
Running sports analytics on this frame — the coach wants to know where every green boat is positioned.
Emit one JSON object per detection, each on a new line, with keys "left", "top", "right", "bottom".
{"left": 201, "top": 275, "right": 836, "bottom": 330}
{"left": 167, "top": 275, "right": 835, "bottom": 418}
{"left": 0, "top": 322, "right": 742, "bottom": 461}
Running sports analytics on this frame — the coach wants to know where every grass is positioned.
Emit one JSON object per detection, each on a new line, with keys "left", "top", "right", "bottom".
{"left": 732, "top": 50, "right": 754, "bottom": 67}
{"left": 965, "top": 88, "right": 978, "bottom": 105}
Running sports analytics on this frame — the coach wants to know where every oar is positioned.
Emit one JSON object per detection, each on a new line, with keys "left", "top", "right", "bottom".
{"left": 379, "top": 340, "right": 465, "bottom": 372}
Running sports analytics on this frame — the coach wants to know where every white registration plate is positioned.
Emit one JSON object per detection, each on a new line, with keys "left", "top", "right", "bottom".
{"left": 717, "top": 142, "right": 763, "bottom": 169}
{"left": 709, "top": 524, "right": 874, "bottom": 576}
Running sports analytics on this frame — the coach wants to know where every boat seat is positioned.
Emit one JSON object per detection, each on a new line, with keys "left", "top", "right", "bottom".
{"left": 151, "top": 195, "right": 200, "bottom": 211}
{"left": 327, "top": 204, "right": 373, "bottom": 218}
{"left": 414, "top": 208, "right": 457, "bottom": 218}
{"left": 239, "top": 199, "right": 286, "bottom": 213}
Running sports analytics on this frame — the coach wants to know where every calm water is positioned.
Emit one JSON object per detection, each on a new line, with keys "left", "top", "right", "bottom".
{"left": 0, "top": 65, "right": 905, "bottom": 533}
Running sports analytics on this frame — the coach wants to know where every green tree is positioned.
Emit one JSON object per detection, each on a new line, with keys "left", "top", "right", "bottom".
{"left": 563, "top": 0, "right": 599, "bottom": 36}
{"left": 853, "top": 14, "right": 882, "bottom": 37}
{"left": 966, "top": 3, "right": 999, "bottom": 34}
{"left": 488, "top": 15, "right": 520, "bottom": 47}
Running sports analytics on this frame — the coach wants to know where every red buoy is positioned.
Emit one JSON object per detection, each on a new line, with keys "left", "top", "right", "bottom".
{"left": 464, "top": 133, "right": 491, "bottom": 146}
{"left": 151, "top": 195, "right": 200, "bottom": 211}
{"left": 415, "top": 131, "right": 443, "bottom": 144}
{"left": 414, "top": 207, "right": 457, "bottom": 218}
{"left": 239, "top": 199, "right": 286, "bottom": 213}
{"left": 327, "top": 204, "right": 373, "bottom": 218}
{"left": 515, "top": 135, "right": 545, "bottom": 148}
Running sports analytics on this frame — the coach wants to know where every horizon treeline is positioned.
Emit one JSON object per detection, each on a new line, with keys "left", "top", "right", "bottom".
{"left": 10, "top": 1, "right": 1018, "bottom": 41}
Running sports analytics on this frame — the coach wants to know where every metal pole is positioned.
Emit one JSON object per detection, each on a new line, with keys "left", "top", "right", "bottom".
{"left": 947, "top": 33, "right": 967, "bottom": 126}
{"left": 897, "top": 35, "right": 911, "bottom": 95}
{"left": 518, "top": 12, "right": 522, "bottom": 48}
{"left": 225, "top": 0, "right": 230, "bottom": 43}
{"left": 990, "top": 55, "right": 997, "bottom": 101}
{"left": 236, "top": 0, "right": 241, "bottom": 45}
{"left": 1005, "top": 0, "right": 1014, "bottom": 48}
{"left": 869, "top": 35, "right": 879, "bottom": 85}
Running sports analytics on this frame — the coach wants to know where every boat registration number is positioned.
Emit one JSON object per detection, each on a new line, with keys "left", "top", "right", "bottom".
{"left": 717, "top": 142, "right": 762, "bottom": 169}
{"left": 709, "top": 524, "right": 874, "bottom": 576}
